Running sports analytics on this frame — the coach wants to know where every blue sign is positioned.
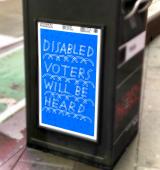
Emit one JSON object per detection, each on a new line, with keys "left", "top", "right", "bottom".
{"left": 38, "top": 22, "right": 101, "bottom": 141}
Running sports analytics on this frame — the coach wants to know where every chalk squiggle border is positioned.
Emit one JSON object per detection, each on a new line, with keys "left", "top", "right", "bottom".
{"left": 42, "top": 106, "right": 92, "bottom": 123}
{"left": 43, "top": 53, "right": 94, "bottom": 66}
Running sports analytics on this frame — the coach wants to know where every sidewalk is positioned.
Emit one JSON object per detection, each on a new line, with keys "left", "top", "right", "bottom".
{"left": 0, "top": 35, "right": 159, "bottom": 170}
{"left": 0, "top": 0, "right": 23, "bottom": 38}
{"left": 0, "top": 0, "right": 23, "bottom": 54}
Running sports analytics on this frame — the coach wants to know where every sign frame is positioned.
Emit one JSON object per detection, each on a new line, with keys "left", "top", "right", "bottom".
{"left": 37, "top": 21, "right": 102, "bottom": 142}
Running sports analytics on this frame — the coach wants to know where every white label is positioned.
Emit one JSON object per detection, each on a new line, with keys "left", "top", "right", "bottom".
{"left": 119, "top": 31, "right": 146, "bottom": 66}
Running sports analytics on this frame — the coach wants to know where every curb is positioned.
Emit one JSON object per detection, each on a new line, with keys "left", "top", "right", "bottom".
{"left": 0, "top": 37, "right": 23, "bottom": 57}
{"left": 0, "top": 99, "right": 25, "bottom": 123}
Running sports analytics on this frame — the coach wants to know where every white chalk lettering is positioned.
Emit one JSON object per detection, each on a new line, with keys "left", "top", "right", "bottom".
{"left": 44, "top": 97, "right": 88, "bottom": 115}
{"left": 79, "top": 45, "right": 86, "bottom": 56}
{"left": 59, "top": 101, "right": 67, "bottom": 111}
{"left": 87, "top": 46, "right": 94, "bottom": 57}
{"left": 75, "top": 86, "right": 88, "bottom": 98}
{"left": 44, "top": 79, "right": 54, "bottom": 90}
{"left": 43, "top": 39, "right": 50, "bottom": 52}
{"left": 58, "top": 83, "right": 68, "bottom": 93}
{"left": 78, "top": 104, "right": 85, "bottom": 113}
{"left": 52, "top": 98, "right": 59, "bottom": 108}
{"left": 68, "top": 101, "right": 76, "bottom": 113}
{"left": 75, "top": 86, "right": 81, "bottom": 96}
{"left": 55, "top": 42, "right": 61, "bottom": 53}
{"left": 51, "top": 41, "right": 55, "bottom": 52}
{"left": 73, "top": 44, "right": 79, "bottom": 55}
{"left": 61, "top": 65, "right": 70, "bottom": 76}
{"left": 70, "top": 67, "right": 78, "bottom": 78}
{"left": 86, "top": 69, "right": 93, "bottom": 80}
{"left": 59, "top": 43, "right": 67, "bottom": 54}
{"left": 82, "top": 87, "right": 88, "bottom": 98}
{"left": 43, "top": 40, "right": 94, "bottom": 57}
{"left": 45, "top": 96, "right": 52, "bottom": 106}
{"left": 44, "top": 61, "right": 52, "bottom": 72}
{"left": 44, "top": 79, "right": 70, "bottom": 94}
{"left": 67, "top": 43, "right": 73, "bottom": 54}
{"left": 78, "top": 67, "right": 85, "bottom": 79}
{"left": 44, "top": 64, "right": 90, "bottom": 80}
{"left": 52, "top": 64, "right": 60, "bottom": 74}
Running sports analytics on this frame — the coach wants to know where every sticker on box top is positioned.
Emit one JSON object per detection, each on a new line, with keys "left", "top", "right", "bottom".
{"left": 119, "top": 31, "right": 146, "bottom": 67}
{"left": 38, "top": 22, "right": 102, "bottom": 141}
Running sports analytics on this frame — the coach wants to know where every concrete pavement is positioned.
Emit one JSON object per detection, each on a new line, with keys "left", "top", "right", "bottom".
{"left": 136, "top": 36, "right": 160, "bottom": 170}
{"left": 0, "top": 0, "right": 23, "bottom": 37}
{"left": 0, "top": 0, "right": 23, "bottom": 51}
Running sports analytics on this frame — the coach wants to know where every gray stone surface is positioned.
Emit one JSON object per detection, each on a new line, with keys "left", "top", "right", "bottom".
{"left": 137, "top": 36, "right": 160, "bottom": 170}
{"left": 137, "top": 167, "right": 160, "bottom": 170}
{"left": 138, "top": 110, "right": 160, "bottom": 169}
{"left": 0, "top": 0, "right": 23, "bottom": 37}
{"left": 114, "top": 137, "right": 138, "bottom": 170}
{"left": 14, "top": 148, "right": 75, "bottom": 170}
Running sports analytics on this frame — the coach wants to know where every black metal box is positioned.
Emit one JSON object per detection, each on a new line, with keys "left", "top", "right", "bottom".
{"left": 23, "top": 0, "right": 149, "bottom": 169}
